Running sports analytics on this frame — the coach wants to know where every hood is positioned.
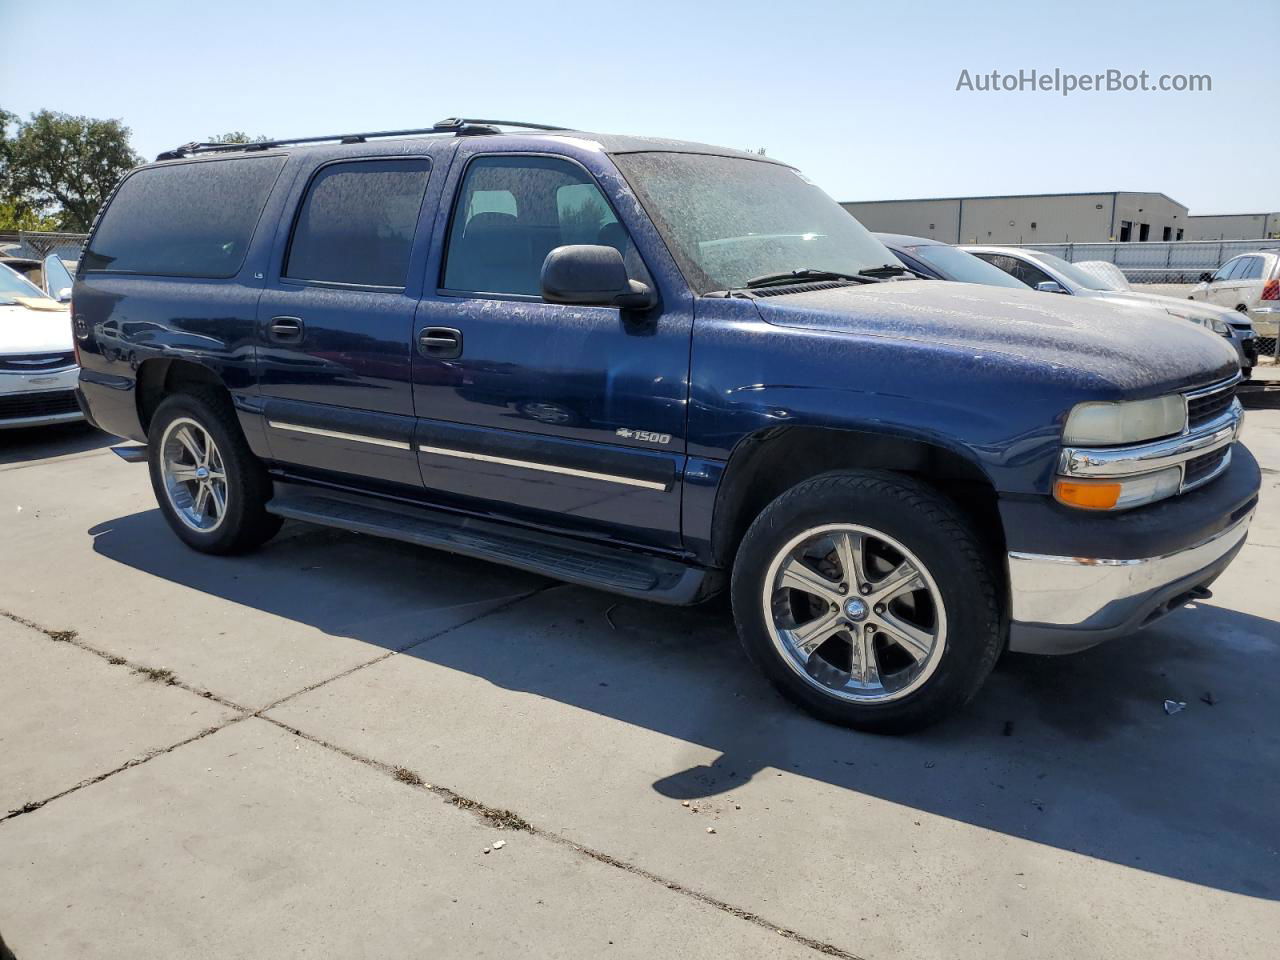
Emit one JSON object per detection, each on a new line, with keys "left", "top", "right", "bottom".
{"left": 0, "top": 301, "right": 74, "bottom": 355}
{"left": 753, "top": 280, "right": 1238, "bottom": 394}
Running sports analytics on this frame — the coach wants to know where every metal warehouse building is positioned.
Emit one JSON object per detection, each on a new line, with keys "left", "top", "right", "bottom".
{"left": 842, "top": 193, "right": 1280, "bottom": 244}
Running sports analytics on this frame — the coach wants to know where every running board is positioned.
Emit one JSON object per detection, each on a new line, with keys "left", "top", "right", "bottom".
{"left": 110, "top": 445, "right": 149, "bottom": 463}
{"left": 266, "top": 490, "right": 716, "bottom": 605}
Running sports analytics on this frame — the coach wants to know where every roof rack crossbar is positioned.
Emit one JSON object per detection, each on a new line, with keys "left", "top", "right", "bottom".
{"left": 155, "top": 118, "right": 568, "bottom": 161}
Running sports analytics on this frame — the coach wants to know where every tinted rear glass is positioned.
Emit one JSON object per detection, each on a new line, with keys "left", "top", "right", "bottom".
{"left": 83, "top": 156, "right": 286, "bottom": 278}
{"left": 285, "top": 158, "right": 431, "bottom": 288}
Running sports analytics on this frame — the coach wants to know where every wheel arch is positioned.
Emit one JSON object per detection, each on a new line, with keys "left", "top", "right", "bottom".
{"left": 709, "top": 425, "right": 1006, "bottom": 572}
{"left": 135, "top": 358, "right": 230, "bottom": 435}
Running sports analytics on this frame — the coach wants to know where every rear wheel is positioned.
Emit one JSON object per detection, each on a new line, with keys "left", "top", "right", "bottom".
{"left": 147, "top": 389, "right": 282, "bottom": 554}
{"left": 731, "top": 471, "right": 1002, "bottom": 732}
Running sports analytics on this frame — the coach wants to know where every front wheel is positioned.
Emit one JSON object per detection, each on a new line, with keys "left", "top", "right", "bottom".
{"left": 147, "top": 389, "right": 282, "bottom": 554}
{"left": 731, "top": 471, "right": 1003, "bottom": 733}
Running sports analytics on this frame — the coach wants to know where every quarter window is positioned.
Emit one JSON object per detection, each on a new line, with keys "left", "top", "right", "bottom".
{"left": 83, "top": 156, "right": 286, "bottom": 278}
{"left": 285, "top": 158, "right": 431, "bottom": 288}
{"left": 443, "top": 155, "right": 643, "bottom": 297}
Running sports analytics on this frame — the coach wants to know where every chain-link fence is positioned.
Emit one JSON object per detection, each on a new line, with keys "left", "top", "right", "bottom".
{"left": 0, "top": 230, "right": 89, "bottom": 262}
{"left": 1013, "top": 239, "right": 1276, "bottom": 285}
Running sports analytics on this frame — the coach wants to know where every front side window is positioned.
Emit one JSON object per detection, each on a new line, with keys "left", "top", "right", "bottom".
{"left": 83, "top": 156, "right": 286, "bottom": 278}
{"left": 1212, "top": 258, "right": 1240, "bottom": 282}
{"left": 285, "top": 158, "right": 431, "bottom": 288}
{"left": 613, "top": 152, "right": 899, "bottom": 294}
{"left": 443, "top": 155, "right": 642, "bottom": 297}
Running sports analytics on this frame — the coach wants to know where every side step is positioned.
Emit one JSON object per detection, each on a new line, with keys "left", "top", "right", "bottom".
{"left": 266, "top": 489, "right": 716, "bottom": 605}
{"left": 110, "top": 445, "right": 149, "bottom": 463}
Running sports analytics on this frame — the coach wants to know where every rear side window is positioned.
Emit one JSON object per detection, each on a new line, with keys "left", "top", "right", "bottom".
{"left": 285, "top": 158, "right": 431, "bottom": 288}
{"left": 83, "top": 156, "right": 286, "bottom": 277}
{"left": 1238, "top": 257, "right": 1264, "bottom": 280}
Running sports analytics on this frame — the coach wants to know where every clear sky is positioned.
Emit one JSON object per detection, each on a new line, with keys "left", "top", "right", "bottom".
{"left": 3, "top": 0, "right": 1276, "bottom": 214}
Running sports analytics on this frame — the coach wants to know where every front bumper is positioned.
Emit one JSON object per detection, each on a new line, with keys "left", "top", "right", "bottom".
{"left": 1007, "top": 508, "right": 1253, "bottom": 653}
{"left": 0, "top": 364, "right": 84, "bottom": 429}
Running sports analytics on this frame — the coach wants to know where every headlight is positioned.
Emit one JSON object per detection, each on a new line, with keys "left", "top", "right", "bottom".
{"left": 1168, "top": 308, "right": 1231, "bottom": 337}
{"left": 1063, "top": 395, "right": 1186, "bottom": 445}
{"left": 1054, "top": 466, "right": 1182, "bottom": 511}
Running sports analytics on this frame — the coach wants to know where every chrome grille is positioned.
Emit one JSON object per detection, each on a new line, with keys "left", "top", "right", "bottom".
{"left": 1183, "top": 447, "right": 1231, "bottom": 490}
{"left": 0, "top": 352, "right": 75, "bottom": 373}
{"left": 1185, "top": 379, "right": 1238, "bottom": 430}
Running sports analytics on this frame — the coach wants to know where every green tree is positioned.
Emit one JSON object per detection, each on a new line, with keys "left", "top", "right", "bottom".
{"left": 207, "top": 132, "right": 272, "bottom": 144}
{"left": 0, "top": 108, "right": 141, "bottom": 232}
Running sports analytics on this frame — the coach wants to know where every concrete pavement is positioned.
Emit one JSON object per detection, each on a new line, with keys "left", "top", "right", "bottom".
{"left": 1, "top": 414, "right": 1277, "bottom": 959}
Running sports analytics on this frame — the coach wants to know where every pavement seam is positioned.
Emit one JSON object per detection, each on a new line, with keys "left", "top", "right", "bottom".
{"left": 1, "top": 589, "right": 861, "bottom": 955}
{"left": 1, "top": 721, "right": 248, "bottom": 824}
{"left": 251, "top": 585, "right": 554, "bottom": 716}
{"left": 257, "top": 713, "right": 862, "bottom": 959}
{"left": 0, "top": 610, "right": 250, "bottom": 713}
{"left": 0, "top": 587, "right": 551, "bottom": 823}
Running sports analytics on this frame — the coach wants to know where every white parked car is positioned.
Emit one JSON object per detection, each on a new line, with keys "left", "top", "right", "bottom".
{"left": 961, "top": 245, "right": 1258, "bottom": 374}
{"left": 0, "top": 262, "right": 83, "bottom": 429}
{"left": 1187, "top": 249, "right": 1280, "bottom": 337}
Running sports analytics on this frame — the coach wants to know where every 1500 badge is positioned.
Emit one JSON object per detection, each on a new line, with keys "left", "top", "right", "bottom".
{"left": 616, "top": 428, "right": 671, "bottom": 445}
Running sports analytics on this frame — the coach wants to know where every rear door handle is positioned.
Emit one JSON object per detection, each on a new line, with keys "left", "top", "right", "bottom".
{"left": 418, "top": 326, "right": 462, "bottom": 359}
{"left": 268, "top": 316, "right": 304, "bottom": 343}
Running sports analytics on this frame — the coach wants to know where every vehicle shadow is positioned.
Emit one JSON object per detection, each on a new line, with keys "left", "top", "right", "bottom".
{"left": 90, "top": 508, "right": 1280, "bottom": 902}
{"left": 0, "top": 423, "right": 110, "bottom": 466}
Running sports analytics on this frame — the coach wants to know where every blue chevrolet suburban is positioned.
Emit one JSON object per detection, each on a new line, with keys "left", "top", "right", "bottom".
{"left": 72, "top": 119, "right": 1259, "bottom": 731}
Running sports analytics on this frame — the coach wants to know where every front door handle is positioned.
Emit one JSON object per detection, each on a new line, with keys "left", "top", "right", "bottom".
{"left": 268, "top": 316, "right": 304, "bottom": 343}
{"left": 418, "top": 326, "right": 462, "bottom": 359}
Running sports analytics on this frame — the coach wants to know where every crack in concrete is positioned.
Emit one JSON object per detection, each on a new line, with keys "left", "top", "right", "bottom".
{"left": 256, "top": 714, "right": 862, "bottom": 959}
{"left": 1, "top": 585, "right": 861, "bottom": 957}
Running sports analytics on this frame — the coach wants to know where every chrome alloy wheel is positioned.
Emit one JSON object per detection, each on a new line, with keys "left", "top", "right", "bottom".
{"left": 762, "top": 523, "right": 947, "bottom": 703}
{"left": 159, "top": 417, "right": 228, "bottom": 532}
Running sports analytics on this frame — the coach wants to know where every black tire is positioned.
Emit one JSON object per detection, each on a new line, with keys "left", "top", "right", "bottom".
{"left": 730, "top": 470, "right": 1003, "bottom": 733}
{"left": 147, "top": 388, "right": 282, "bottom": 555}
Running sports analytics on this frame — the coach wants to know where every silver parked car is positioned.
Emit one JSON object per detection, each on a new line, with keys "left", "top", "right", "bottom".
{"left": 962, "top": 246, "right": 1257, "bottom": 375}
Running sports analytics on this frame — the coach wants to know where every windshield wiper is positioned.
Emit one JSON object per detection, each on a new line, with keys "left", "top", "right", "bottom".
{"left": 857, "top": 263, "right": 919, "bottom": 278}
{"left": 744, "top": 268, "right": 884, "bottom": 289}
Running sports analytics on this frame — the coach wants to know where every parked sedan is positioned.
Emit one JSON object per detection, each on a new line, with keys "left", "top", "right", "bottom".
{"left": 1187, "top": 249, "right": 1280, "bottom": 338}
{"left": 962, "top": 245, "right": 1257, "bottom": 375}
{"left": 0, "top": 263, "right": 83, "bottom": 429}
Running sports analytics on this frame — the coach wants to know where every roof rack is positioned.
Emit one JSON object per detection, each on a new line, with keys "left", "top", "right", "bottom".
{"left": 155, "top": 118, "right": 567, "bottom": 161}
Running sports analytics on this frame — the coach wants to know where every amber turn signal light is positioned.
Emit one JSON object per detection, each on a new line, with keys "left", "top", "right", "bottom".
{"left": 1054, "top": 479, "right": 1122, "bottom": 510}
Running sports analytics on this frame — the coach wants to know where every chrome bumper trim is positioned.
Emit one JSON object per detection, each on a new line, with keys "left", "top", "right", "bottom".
{"left": 1060, "top": 401, "right": 1242, "bottom": 481}
{"left": 1007, "top": 509, "right": 1254, "bottom": 653}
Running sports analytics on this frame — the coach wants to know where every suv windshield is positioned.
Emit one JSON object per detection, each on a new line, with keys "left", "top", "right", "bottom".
{"left": 0, "top": 263, "right": 53, "bottom": 305}
{"left": 1026, "top": 251, "right": 1111, "bottom": 291}
{"left": 904, "top": 243, "right": 1028, "bottom": 289}
{"left": 615, "top": 153, "right": 901, "bottom": 293}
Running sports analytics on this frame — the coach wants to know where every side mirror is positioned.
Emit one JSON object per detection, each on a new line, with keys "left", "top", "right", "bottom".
{"left": 1036, "top": 280, "right": 1069, "bottom": 295}
{"left": 55, "top": 286, "right": 72, "bottom": 302}
{"left": 1199, "top": 271, "right": 1214, "bottom": 283}
{"left": 541, "top": 245, "right": 656, "bottom": 310}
